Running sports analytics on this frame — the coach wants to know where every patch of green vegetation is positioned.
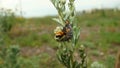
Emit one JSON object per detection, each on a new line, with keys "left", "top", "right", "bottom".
{"left": 104, "top": 55, "right": 115, "bottom": 68}
{"left": 89, "top": 50, "right": 102, "bottom": 57}
{"left": 39, "top": 33, "right": 58, "bottom": 48}
{"left": 14, "top": 32, "right": 41, "bottom": 47}
{"left": 80, "top": 41, "right": 95, "bottom": 49}
{"left": 0, "top": 45, "right": 20, "bottom": 68}
{"left": 100, "top": 31, "right": 120, "bottom": 44}
{"left": 18, "top": 53, "right": 64, "bottom": 68}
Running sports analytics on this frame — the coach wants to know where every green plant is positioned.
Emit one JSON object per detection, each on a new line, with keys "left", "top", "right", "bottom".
{"left": 0, "top": 8, "right": 25, "bottom": 33}
{"left": 90, "top": 61, "right": 105, "bottom": 68}
{"left": 105, "top": 55, "right": 115, "bottom": 68}
{"left": 18, "top": 56, "right": 40, "bottom": 68}
{"left": 0, "top": 45, "right": 20, "bottom": 68}
{"left": 0, "top": 8, "right": 21, "bottom": 68}
{"left": 51, "top": 0, "right": 87, "bottom": 68}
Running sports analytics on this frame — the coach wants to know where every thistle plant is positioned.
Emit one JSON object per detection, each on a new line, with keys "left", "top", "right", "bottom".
{"left": 51, "top": 0, "right": 87, "bottom": 68}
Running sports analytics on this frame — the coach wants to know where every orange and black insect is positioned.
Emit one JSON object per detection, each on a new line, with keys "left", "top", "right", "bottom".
{"left": 55, "top": 20, "right": 73, "bottom": 42}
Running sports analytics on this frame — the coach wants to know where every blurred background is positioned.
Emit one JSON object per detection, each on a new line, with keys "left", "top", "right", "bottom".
{"left": 0, "top": 0, "right": 120, "bottom": 68}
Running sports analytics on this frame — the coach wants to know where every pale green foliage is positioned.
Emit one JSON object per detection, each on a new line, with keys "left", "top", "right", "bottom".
{"left": 51, "top": 0, "right": 75, "bottom": 26}
{"left": 51, "top": 0, "right": 66, "bottom": 26}
{"left": 72, "top": 25, "right": 80, "bottom": 46}
{"left": 90, "top": 61, "right": 105, "bottom": 68}
{"left": 51, "top": 0, "right": 87, "bottom": 68}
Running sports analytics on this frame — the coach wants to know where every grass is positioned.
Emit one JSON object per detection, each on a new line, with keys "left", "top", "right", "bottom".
{"left": 18, "top": 53, "right": 64, "bottom": 68}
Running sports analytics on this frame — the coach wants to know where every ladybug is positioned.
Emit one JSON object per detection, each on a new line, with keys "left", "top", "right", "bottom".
{"left": 54, "top": 20, "right": 73, "bottom": 42}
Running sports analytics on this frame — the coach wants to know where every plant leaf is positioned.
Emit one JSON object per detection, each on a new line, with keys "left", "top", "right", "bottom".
{"left": 52, "top": 18, "right": 64, "bottom": 26}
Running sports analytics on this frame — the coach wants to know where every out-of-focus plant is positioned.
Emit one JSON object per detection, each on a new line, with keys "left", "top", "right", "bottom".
{"left": 90, "top": 61, "right": 105, "bottom": 68}
{"left": 0, "top": 8, "right": 25, "bottom": 33}
{"left": 0, "top": 8, "right": 21, "bottom": 68}
{"left": 0, "top": 45, "right": 20, "bottom": 68}
{"left": 51, "top": 0, "right": 87, "bottom": 68}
